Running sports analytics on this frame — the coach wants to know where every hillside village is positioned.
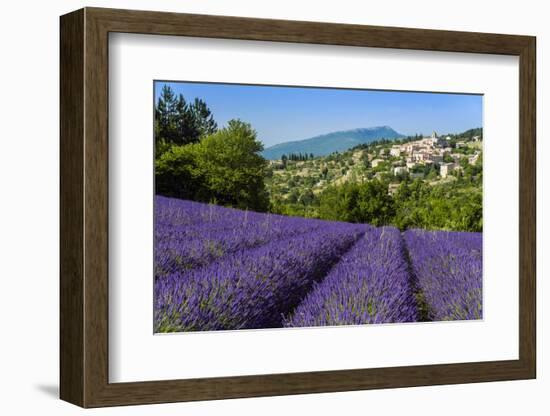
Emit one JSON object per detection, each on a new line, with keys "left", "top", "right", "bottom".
{"left": 266, "top": 129, "right": 482, "bottom": 204}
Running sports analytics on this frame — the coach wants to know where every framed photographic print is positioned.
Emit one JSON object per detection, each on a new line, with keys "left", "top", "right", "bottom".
{"left": 60, "top": 7, "right": 536, "bottom": 408}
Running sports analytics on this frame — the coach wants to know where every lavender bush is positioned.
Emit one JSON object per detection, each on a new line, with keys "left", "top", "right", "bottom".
{"left": 284, "top": 226, "right": 418, "bottom": 327}
{"left": 155, "top": 196, "right": 326, "bottom": 278}
{"left": 155, "top": 197, "right": 366, "bottom": 331}
{"left": 154, "top": 196, "right": 482, "bottom": 332}
{"left": 404, "top": 229, "right": 482, "bottom": 321}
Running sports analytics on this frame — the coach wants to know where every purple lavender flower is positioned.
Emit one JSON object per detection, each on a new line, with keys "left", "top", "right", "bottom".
{"left": 403, "top": 229, "right": 482, "bottom": 321}
{"left": 285, "top": 226, "right": 418, "bottom": 327}
{"left": 155, "top": 195, "right": 328, "bottom": 278}
{"left": 154, "top": 196, "right": 482, "bottom": 332}
{"left": 154, "top": 196, "right": 366, "bottom": 332}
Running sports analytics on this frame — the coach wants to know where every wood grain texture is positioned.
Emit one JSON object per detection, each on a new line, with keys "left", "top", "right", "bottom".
{"left": 83, "top": 10, "right": 110, "bottom": 406}
{"left": 59, "top": 7, "right": 537, "bottom": 408}
{"left": 518, "top": 38, "right": 536, "bottom": 376}
{"left": 87, "top": 7, "right": 532, "bottom": 55}
{"left": 59, "top": 8, "right": 84, "bottom": 407}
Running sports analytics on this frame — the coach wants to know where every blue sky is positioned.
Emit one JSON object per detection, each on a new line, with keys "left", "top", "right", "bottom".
{"left": 154, "top": 81, "right": 482, "bottom": 148}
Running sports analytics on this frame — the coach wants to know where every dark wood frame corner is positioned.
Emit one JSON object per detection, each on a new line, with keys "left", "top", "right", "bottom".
{"left": 60, "top": 7, "right": 536, "bottom": 408}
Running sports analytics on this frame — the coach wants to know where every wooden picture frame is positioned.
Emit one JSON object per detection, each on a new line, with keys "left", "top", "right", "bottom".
{"left": 60, "top": 7, "right": 536, "bottom": 408}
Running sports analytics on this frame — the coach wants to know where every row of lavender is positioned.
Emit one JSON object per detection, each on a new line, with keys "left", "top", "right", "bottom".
{"left": 156, "top": 196, "right": 333, "bottom": 277}
{"left": 154, "top": 196, "right": 482, "bottom": 332}
{"left": 154, "top": 196, "right": 366, "bottom": 331}
{"left": 403, "top": 229, "right": 482, "bottom": 321}
{"left": 285, "top": 227, "right": 418, "bottom": 326}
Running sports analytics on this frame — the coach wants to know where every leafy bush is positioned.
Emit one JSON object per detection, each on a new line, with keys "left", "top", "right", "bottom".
{"left": 155, "top": 120, "right": 269, "bottom": 211}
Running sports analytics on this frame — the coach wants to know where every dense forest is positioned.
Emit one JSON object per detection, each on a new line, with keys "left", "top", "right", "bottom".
{"left": 154, "top": 85, "right": 482, "bottom": 232}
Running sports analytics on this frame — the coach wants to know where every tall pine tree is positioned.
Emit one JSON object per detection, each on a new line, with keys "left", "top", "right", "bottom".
{"left": 189, "top": 98, "right": 218, "bottom": 141}
{"left": 155, "top": 84, "right": 177, "bottom": 145}
{"left": 154, "top": 85, "right": 218, "bottom": 150}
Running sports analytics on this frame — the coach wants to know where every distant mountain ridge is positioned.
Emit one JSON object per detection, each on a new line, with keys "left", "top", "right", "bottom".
{"left": 261, "top": 126, "right": 404, "bottom": 160}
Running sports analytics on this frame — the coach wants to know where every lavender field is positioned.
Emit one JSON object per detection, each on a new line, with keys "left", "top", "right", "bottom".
{"left": 154, "top": 196, "right": 482, "bottom": 333}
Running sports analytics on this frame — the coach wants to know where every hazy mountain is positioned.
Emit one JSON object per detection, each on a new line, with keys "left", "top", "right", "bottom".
{"left": 261, "top": 126, "right": 403, "bottom": 160}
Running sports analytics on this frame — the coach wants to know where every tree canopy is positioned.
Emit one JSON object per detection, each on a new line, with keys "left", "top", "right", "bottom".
{"left": 269, "top": 175, "right": 482, "bottom": 232}
{"left": 154, "top": 85, "right": 217, "bottom": 153}
{"left": 156, "top": 119, "right": 269, "bottom": 211}
{"left": 318, "top": 181, "right": 395, "bottom": 226}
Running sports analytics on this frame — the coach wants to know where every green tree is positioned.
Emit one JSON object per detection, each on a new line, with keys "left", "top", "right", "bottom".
{"left": 154, "top": 85, "right": 179, "bottom": 150}
{"left": 298, "top": 189, "right": 315, "bottom": 206}
{"left": 154, "top": 85, "right": 218, "bottom": 151}
{"left": 281, "top": 154, "right": 288, "bottom": 168}
{"left": 287, "top": 189, "right": 299, "bottom": 204}
{"left": 354, "top": 180, "right": 395, "bottom": 225}
{"left": 188, "top": 98, "right": 218, "bottom": 141}
{"left": 155, "top": 144, "right": 202, "bottom": 199}
{"left": 173, "top": 94, "right": 193, "bottom": 145}
{"left": 193, "top": 120, "right": 268, "bottom": 210}
{"left": 391, "top": 179, "right": 482, "bottom": 232}
{"left": 155, "top": 120, "right": 269, "bottom": 211}
{"left": 318, "top": 181, "right": 394, "bottom": 225}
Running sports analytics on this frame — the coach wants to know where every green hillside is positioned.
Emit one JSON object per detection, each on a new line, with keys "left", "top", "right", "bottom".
{"left": 266, "top": 132, "right": 483, "bottom": 231}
